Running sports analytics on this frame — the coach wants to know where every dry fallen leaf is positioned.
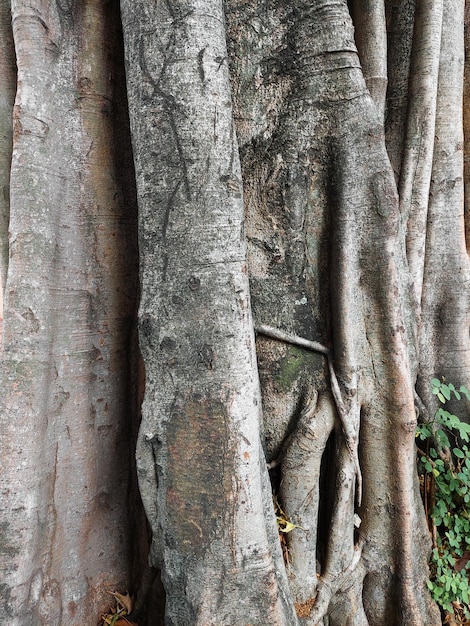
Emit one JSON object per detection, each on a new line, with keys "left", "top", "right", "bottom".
{"left": 107, "top": 590, "right": 133, "bottom": 614}
{"left": 454, "top": 550, "right": 470, "bottom": 573}
{"left": 99, "top": 590, "right": 135, "bottom": 626}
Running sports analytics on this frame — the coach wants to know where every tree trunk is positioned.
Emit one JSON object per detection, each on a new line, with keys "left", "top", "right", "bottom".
{"left": 224, "top": 1, "right": 439, "bottom": 622}
{"left": 0, "top": 2, "right": 141, "bottom": 623}
{"left": 1, "top": 0, "right": 468, "bottom": 624}
{"left": 120, "top": 1, "right": 297, "bottom": 623}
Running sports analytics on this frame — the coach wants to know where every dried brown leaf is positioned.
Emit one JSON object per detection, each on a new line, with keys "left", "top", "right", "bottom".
{"left": 107, "top": 590, "right": 133, "bottom": 614}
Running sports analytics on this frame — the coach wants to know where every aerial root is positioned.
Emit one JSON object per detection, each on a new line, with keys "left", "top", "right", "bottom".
{"left": 256, "top": 324, "right": 362, "bottom": 505}
{"left": 303, "top": 537, "right": 365, "bottom": 624}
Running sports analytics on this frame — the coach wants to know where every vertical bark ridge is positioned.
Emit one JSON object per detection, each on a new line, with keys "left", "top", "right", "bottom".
{"left": 350, "top": 0, "right": 388, "bottom": 121}
{"left": 0, "top": 2, "right": 138, "bottom": 623}
{"left": 398, "top": 0, "right": 443, "bottom": 318}
{"left": 464, "top": 2, "right": 470, "bottom": 252}
{"left": 329, "top": 93, "right": 438, "bottom": 624}
{"left": 279, "top": 391, "right": 335, "bottom": 603}
{"left": 357, "top": 174, "right": 438, "bottom": 625}
{"left": 418, "top": 0, "right": 470, "bottom": 414}
{"left": 0, "top": 0, "right": 16, "bottom": 330}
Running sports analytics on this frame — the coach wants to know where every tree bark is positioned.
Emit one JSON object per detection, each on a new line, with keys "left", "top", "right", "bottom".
{"left": 417, "top": 0, "right": 470, "bottom": 420}
{"left": 0, "top": 2, "right": 140, "bottom": 623}
{"left": 120, "top": 1, "right": 299, "bottom": 623}
{"left": 0, "top": 0, "right": 16, "bottom": 329}
{"left": 226, "top": 1, "right": 439, "bottom": 623}
{"left": 1, "top": 0, "right": 468, "bottom": 624}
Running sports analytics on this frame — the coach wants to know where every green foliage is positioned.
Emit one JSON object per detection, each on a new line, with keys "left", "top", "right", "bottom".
{"left": 417, "top": 380, "right": 470, "bottom": 621}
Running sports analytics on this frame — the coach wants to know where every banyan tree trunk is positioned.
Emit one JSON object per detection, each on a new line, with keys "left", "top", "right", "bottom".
{"left": 1, "top": 0, "right": 468, "bottom": 624}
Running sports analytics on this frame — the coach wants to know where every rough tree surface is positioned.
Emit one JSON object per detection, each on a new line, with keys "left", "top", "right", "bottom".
{"left": 1, "top": 0, "right": 469, "bottom": 625}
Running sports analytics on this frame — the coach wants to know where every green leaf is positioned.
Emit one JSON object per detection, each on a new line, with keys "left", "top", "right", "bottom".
{"left": 461, "top": 587, "right": 470, "bottom": 604}
{"left": 454, "top": 448, "right": 465, "bottom": 459}
{"left": 436, "top": 430, "right": 451, "bottom": 448}
{"left": 441, "top": 386, "right": 452, "bottom": 401}
{"left": 460, "top": 386, "right": 470, "bottom": 400}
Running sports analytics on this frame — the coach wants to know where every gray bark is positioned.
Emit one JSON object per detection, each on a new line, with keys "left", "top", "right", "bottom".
{"left": 0, "top": 1, "right": 140, "bottom": 623}
{"left": 0, "top": 0, "right": 468, "bottom": 624}
{"left": 120, "top": 0, "right": 297, "bottom": 623}
{"left": 0, "top": 0, "right": 15, "bottom": 310}
{"left": 226, "top": 0, "right": 438, "bottom": 623}
{"left": 417, "top": 0, "right": 470, "bottom": 418}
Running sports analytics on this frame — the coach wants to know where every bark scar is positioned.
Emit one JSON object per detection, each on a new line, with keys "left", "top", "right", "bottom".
{"left": 197, "top": 47, "right": 206, "bottom": 84}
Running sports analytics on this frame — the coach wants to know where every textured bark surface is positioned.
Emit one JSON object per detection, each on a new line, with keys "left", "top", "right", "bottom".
{"left": 416, "top": 0, "right": 470, "bottom": 417}
{"left": 0, "top": 0, "right": 468, "bottom": 624}
{"left": 120, "top": 1, "right": 297, "bottom": 623}
{"left": 225, "top": 1, "right": 439, "bottom": 623}
{"left": 0, "top": 2, "right": 141, "bottom": 623}
{"left": 0, "top": 0, "right": 15, "bottom": 327}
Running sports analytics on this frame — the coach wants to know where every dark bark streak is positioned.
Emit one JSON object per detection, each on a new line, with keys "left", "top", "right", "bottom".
{"left": 127, "top": 564, "right": 159, "bottom": 622}
{"left": 197, "top": 46, "right": 206, "bottom": 84}
{"left": 137, "top": 27, "right": 191, "bottom": 200}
